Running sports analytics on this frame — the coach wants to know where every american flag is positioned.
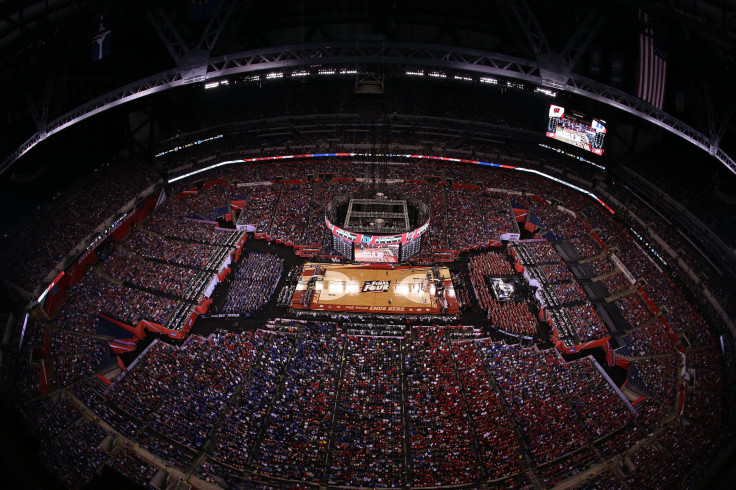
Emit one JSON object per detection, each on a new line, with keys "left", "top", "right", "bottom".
{"left": 637, "top": 10, "right": 668, "bottom": 110}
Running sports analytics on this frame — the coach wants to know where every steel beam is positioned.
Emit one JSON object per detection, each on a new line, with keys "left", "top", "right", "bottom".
{"left": 560, "top": 13, "right": 606, "bottom": 72}
{"left": 2, "top": 41, "right": 735, "bottom": 176}
{"left": 196, "top": 0, "right": 248, "bottom": 52}
{"left": 504, "top": 0, "right": 551, "bottom": 55}
{"left": 707, "top": 96, "right": 734, "bottom": 149}
{"left": 146, "top": 7, "right": 189, "bottom": 62}
{"left": 565, "top": 73, "right": 735, "bottom": 173}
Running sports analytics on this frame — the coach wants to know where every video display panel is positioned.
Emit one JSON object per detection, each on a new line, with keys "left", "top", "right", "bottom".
{"left": 326, "top": 216, "right": 429, "bottom": 263}
{"left": 546, "top": 105, "right": 606, "bottom": 156}
{"left": 332, "top": 236, "right": 354, "bottom": 261}
{"left": 354, "top": 244, "right": 400, "bottom": 263}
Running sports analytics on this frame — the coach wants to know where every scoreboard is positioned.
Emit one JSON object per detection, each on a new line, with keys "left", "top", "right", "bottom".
{"left": 326, "top": 217, "right": 430, "bottom": 263}
{"left": 546, "top": 104, "right": 606, "bottom": 156}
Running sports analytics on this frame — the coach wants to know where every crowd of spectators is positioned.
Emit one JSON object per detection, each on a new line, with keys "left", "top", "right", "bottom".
{"left": 236, "top": 186, "right": 280, "bottom": 232}
{"left": 467, "top": 251, "right": 539, "bottom": 337}
{"left": 568, "top": 235, "right": 602, "bottom": 259}
{"left": 97, "top": 250, "right": 199, "bottom": 298}
{"left": 479, "top": 341, "right": 591, "bottom": 464}
{"left": 587, "top": 256, "right": 616, "bottom": 277}
{"left": 625, "top": 443, "right": 677, "bottom": 489}
{"left": 614, "top": 294, "right": 653, "bottom": 330}
{"left": 195, "top": 460, "right": 237, "bottom": 488}
{"left": 4, "top": 149, "right": 730, "bottom": 488}
{"left": 397, "top": 181, "right": 448, "bottom": 249}
{"left": 14, "top": 318, "right": 721, "bottom": 489}
{"left": 328, "top": 336, "right": 405, "bottom": 487}
{"left": 518, "top": 241, "right": 562, "bottom": 265}
{"left": 180, "top": 183, "right": 234, "bottom": 221}
{"left": 639, "top": 271, "right": 677, "bottom": 309}
{"left": 268, "top": 182, "right": 311, "bottom": 243}
{"left": 125, "top": 230, "right": 221, "bottom": 270}
{"left": 23, "top": 396, "right": 80, "bottom": 438}
{"left": 656, "top": 423, "right": 719, "bottom": 482}
{"left": 106, "top": 341, "right": 183, "bottom": 420}
{"left": 146, "top": 333, "right": 261, "bottom": 449}
{"left": 469, "top": 252, "right": 539, "bottom": 336}
{"left": 626, "top": 354, "right": 680, "bottom": 403}
{"left": 536, "top": 263, "right": 574, "bottom": 283}
{"left": 450, "top": 340, "right": 523, "bottom": 480}
{"left": 550, "top": 281, "right": 587, "bottom": 305}
{"left": 3, "top": 163, "right": 157, "bottom": 292}
{"left": 213, "top": 332, "right": 292, "bottom": 470}
{"left": 446, "top": 188, "right": 517, "bottom": 250}
{"left": 469, "top": 251, "right": 514, "bottom": 277}
{"left": 586, "top": 216, "right": 630, "bottom": 253}
{"left": 154, "top": 215, "right": 232, "bottom": 245}
{"left": 634, "top": 398, "right": 671, "bottom": 429}
{"left": 305, "top": 180, "right": 362, "bottom": 245}
{"left": 49, "top": 331, "right": 114, "bottom": 388}
{"left": 597, "top": 425, "right": 643, "bottom": 457}
{"left": 143, "top": 197, "right": 230, "bottom": 245}
{"left": 38, "top": 421, "right": 109, "bottom": 488}
{"left": 105, "top": 448, "right": 159, "bottom": 489}
{"left": 52, "top": 298, "right": 97, "bottom": 335}
{"left": 450, "top": 272, "right": 472, "bottom": 309}
{"left": 486, "top": 300, "right": 539, "bottom": 337}
{"left": 622, "top": 420, "right": 718, "bottom": 490}
{"left": 221, "top": 252, "right": 283, "bottom": 314}
{"left": 554, "top": 358, "right": 634, "bottom": 438}
{"left": 73, "top": 381, "right": 141, "bottom": 437}
{"left": 683, "top": 391, "right": 720, "bottom": 426}
{"left": 685, "top": 348, "right": 720, "bottom": 391}
{"left": 405, "top": 329, "right": 478, "bottom": 486}
{"left": 252, "top": 329, "right": 341, "bottom": 481}
{"left": 572, "top": 468, "right": 624, "bottom": 489}
{"left": 541, "top": 211, "right": 588, "bottom": 241}
{"left": 562, "top": 304, "right": 609, "bottom": 341}
{"left": 600, "top": 273, "right": 631, "bottom": 296}
{"left": 616, "top": 246, "right": 656, "bottom": 279}
{"left": 136, "top": 429, "right": 196, "bottom": 469}
{"left": 71, "top": 272, "right": 177, "bottom": 326}
{"left": 617, "top": 319, "right": 676, "bottom": 357}
{"left": 536, "top": 449, "right": 598, "bottom": 488}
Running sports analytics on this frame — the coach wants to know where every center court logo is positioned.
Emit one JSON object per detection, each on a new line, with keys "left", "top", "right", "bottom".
{"left": 362, "top": 281, "right": 391, "bottom": 293}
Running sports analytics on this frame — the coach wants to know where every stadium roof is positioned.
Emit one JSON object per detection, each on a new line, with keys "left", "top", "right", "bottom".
{"left": 1, "top": 0, "right": 735, "bottom": 175}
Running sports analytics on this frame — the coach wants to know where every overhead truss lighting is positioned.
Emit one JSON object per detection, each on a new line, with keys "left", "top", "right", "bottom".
{"left": 535, "top": 87, "right": 557, "bottom": 97}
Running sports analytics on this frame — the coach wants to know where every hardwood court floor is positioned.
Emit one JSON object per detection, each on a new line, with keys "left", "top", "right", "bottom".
{"left": 291, "top": 263, "right": 460, "bottom": 314}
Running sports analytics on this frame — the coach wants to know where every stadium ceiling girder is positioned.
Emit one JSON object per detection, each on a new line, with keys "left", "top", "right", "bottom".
{"left": 504, "top": 0, "right": 552, "bottom": 56}
{"left": 2, "top": 41, "right": 735, "bottom": 176}
{"left": 146, "top": 8, "right": 190, "bottom": 62}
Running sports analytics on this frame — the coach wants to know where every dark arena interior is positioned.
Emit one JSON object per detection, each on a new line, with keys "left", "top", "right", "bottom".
{"left": 1, "top": 1, "right": 736, "bottom": 489}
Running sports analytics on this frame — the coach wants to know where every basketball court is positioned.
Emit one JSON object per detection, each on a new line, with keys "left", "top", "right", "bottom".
{"left": 291, "top": 263, "right": 460, "bottom": 314}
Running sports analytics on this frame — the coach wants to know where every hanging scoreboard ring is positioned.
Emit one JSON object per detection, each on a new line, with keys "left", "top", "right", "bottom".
{"left": 325, "top": 191, "right": 430, "bottom": 263}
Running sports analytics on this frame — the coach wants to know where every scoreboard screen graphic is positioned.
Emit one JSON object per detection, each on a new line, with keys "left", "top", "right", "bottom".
{"left": 546, "top": 104, "right": 606, "bottom": 156}
{"left": 355, "top": 244, "right": 400, "bottom": 263}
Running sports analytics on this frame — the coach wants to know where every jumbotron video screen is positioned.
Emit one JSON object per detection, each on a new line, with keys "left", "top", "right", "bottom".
{"left": 354, "top": 243, "right": 400, "bottom": 263}
{"left": 546, "top": 104, "right": 606, "bottom": 156}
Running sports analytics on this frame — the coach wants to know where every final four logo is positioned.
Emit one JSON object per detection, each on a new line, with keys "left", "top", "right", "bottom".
{"left": 362, "top": 281, "right": 391, "bottom": 293}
